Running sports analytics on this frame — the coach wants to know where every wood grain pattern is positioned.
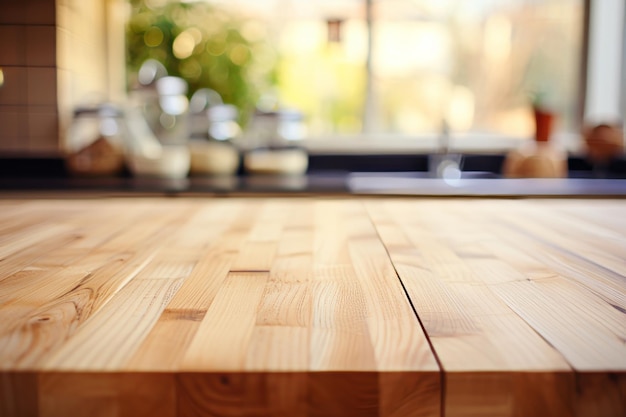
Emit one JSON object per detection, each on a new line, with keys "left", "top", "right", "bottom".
{"left": 366, "top": 199, "right": 626, "bottom": 417}
{"left": 0, "top": 372, "right": 38, "bottom": 417}
{"left": 39, "top": 372, "right": 176, "bottom": 417}
{"left": 0, "top": 197, "right": 624, "bottom": 416}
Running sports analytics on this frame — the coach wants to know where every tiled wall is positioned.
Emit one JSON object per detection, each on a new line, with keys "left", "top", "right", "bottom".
{"left": 0, "top": 0, "right": 120, "bottom": 157}
{"left": 0, "top": 0, "right": 59, "bottom": 155}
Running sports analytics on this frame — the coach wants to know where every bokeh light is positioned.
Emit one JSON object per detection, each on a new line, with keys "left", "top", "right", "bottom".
{"left": 144, "top": 27, "right": 164, "bottom": 47}
{"left": 173, "top": 30, "right": 196, "bottom": 59}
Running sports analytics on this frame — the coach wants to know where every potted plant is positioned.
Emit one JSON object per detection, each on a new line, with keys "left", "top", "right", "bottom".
{"left": 125, "top": 0, "right": 277, "bottom": 128}
{"left": 530, "top": 89, "right": 557, "bottom": 142}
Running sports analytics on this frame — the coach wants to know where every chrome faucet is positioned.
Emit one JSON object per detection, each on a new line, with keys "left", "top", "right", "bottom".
{"left": 430, "top": 119, "right": 463, "bottom": 180}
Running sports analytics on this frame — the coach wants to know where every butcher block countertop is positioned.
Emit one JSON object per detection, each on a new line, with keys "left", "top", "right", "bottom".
{"left": 0, "top": 197, "right": 624, "bottom": 417}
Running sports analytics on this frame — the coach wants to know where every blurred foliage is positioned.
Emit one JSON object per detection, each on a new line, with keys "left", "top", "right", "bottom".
{"left": 126, "top": 0, "right": 278, "bottom": 125}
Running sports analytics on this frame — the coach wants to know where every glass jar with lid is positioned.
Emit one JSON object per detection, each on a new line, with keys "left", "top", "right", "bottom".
{"left": 65, "top": 103, "right": 127, "bottom": 176}
{"left": 243, "top": 108, "right": 309, "bottom": 175}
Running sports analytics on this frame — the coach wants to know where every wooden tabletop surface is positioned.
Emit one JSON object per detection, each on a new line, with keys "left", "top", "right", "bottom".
{"left": 0, "top": 198, "right": 624, "bottom": 417}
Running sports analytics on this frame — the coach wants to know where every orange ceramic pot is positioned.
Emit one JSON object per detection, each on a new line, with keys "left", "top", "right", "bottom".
{"left": 534, "top": 108, "right": 556, "bottom": 142}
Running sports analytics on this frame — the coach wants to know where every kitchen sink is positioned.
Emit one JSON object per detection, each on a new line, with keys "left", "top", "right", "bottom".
{"left": 346, "top": 171, "right": 626, "bottom": 196}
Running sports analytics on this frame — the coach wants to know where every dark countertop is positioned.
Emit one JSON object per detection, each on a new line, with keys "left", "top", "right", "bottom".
{"left": 1, "top": 154, "right": 625, "bottom": 197}
{"left": 2, "top": 173, "right": 626, "bottom": 198}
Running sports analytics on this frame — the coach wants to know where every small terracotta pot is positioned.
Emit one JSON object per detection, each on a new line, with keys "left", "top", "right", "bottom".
{"left": 534, "top": 108, "right": 556, "bottom": 142}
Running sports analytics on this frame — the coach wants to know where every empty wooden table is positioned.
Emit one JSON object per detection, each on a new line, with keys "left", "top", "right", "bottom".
{"left": 0, "top": 198, "right": 624, "bottom": 417}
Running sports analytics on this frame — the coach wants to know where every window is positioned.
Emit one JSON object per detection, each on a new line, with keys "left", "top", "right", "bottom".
{"left": 126, "top": 0, "right": 588, "bottom": 147}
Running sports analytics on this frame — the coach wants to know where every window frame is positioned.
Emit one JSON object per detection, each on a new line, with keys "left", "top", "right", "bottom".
{"left": 584, "top": 0, "right": 625, "bottom": 130}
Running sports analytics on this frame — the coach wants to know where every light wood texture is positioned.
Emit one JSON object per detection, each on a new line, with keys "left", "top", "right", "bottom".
{"left": 0, "top": 198, "right": 439, "bottom": 417}
{"left": 366, "top": 199, "right": 626, "bottom": 417}
{"left": 0, "top": 197, "right": 624, "bottom": 417}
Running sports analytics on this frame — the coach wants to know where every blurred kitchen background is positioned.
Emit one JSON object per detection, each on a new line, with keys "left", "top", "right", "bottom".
{"left": 0, "top": 0, "right": 624, "bottom": 182}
